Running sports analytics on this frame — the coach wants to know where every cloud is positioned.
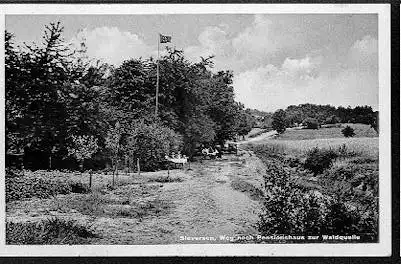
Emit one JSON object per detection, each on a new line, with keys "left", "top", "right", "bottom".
{"left": 232, "top": 15, "right": 276, "bottom": 58}
{"left": 184, "top": 26, "right": 234, "bottom": 70}
{"left": 71, "top": 27, "right": 153, "bottom": 66}
{"left": 233, "top": 35, "right": 378, "bottom": 112}
{"left": 67, "top": 20, "right": 378, "bottom": 112}
{"left": 348, "top": 35, "right": 378, "bottom": 72}
{"left": 233, "top": 56, "right": 322, "bottom": 111}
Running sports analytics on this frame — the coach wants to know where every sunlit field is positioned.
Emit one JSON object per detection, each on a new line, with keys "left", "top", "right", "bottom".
{"left": 276, "top": 124, "right": 378, "bottom": 141}
{"left": 251, "top": 137, "right": 379, "bottom": 158}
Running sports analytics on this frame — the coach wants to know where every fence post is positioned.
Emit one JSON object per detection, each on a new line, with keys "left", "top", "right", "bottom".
{"left": 137, "top": 158, "right": 140, "bottom": 176}
{"left": 89, "top": 170, "right": 92, "bottom": 189}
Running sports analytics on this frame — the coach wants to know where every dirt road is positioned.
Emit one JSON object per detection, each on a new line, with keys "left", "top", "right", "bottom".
{"left": 7, "top": 151, "right": 267, "bottom": 244}
{"left": 93, "top": 153, "right": 265, "bottom": 244}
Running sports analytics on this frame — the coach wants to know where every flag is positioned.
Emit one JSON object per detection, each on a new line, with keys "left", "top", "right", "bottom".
{"left": 160, "top": 34, "right": 172, "bottom": 43}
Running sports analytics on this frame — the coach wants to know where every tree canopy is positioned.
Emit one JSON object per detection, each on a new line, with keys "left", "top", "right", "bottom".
{"left": 5, "top": 22, "right": 250, "bottom": 171}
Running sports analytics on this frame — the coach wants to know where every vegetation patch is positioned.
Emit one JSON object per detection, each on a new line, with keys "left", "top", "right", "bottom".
{"left": 148, "top": 176, "right": 184, "bottom": 183}
{"left": 110, "top": 198, "right": 171, "bottom": 219}
{"left": 6, "top": 171, "right": 72, "bottom": 202}
{"left": 6, "top": 217, "right": 98, "bottom": 245}
{"left": 248, "top": 129, "right": 270, "bottom": 138}
{"left": 69, "top": 181, "right": 91, "bottom": 194}
{"left": 304, "top": 147, "right": 338, "bottom": 175}
{"left": 230, "top": 179, "right": 265, "bottom": 202}
{"left": 251, "top": 143, "right": 378, "bottom": 242}
{"left": 50, "top": 182, "right": 171, "bottom": 220}
{"left": 274, "top": 124, "right": 377, "bottom": 141}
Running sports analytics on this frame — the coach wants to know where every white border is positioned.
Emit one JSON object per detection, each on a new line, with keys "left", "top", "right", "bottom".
{"left": 0, "top": 4, "right": 391, "bottom": 257}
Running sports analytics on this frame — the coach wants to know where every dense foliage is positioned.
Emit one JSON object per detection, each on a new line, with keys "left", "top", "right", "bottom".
{"left": 302, "top": 118, "right": 319, "bottom": 129}
{"left": 6, "top": 23, "right": 249, "bottom": 171}
{"left": 304, "top": 147, "right": 338, "bottom": 175}
{"left": 250, "top": 104, "right": 378, "bottom": 132}
{"left": 272, "top": 109, "right": 287, "bottom": 134}
{"left": 285, "top": 104, "right": 378, "bottom": 128}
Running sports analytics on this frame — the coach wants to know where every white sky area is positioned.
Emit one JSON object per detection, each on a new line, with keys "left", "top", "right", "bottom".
{"left": 6, "top": 14, "right": 378, "bottom": 112}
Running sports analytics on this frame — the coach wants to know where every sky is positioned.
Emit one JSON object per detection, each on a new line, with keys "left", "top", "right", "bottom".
{"left": 6, "top": 14, "right": 378, "bottom": 112}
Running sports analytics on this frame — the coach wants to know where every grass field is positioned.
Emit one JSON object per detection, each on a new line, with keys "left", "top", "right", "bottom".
{"left": 276, "top": 123, "right": 378, "bottom": 141}
{"left": 251, "top": 137, "right": 379, "bottom": 158}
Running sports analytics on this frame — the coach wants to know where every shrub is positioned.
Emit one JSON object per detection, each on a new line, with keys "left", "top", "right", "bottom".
{"left": 69, "top": 181, "right": 91, "bottom": 194}
{"left": 258, "top": 163, "right": 378, "bottom": 241}
{"left": 6, "top": 172, "right": 72, "bottom": 202}
{"left": 6, "top": 217, "right": 98, "bottom": 244}
{"left": 304, "top": 147, "right": 338, "bottom": 175}
{"left": 302, "top": 118, "right": 319, "bottom": 129}
{"left": 342, "top": 126, "right": 355, "bottom": 137}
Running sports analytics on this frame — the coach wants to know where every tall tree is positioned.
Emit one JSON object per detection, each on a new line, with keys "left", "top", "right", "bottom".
{"left": 272, "top": 109, "right": 287, "bottom": 134}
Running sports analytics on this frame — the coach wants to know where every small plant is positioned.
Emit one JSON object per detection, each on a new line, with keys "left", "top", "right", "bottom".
{"left": 341, "top": 126, "right": 355, "bottom": 137}
{"left": 304, "top": 147, "right": 338, "bottom": 175}
{"left": 68, "top": 135, "right": 99, "bottom": 172}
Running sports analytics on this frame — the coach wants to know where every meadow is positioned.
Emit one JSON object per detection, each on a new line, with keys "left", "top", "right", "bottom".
{"left": 244, "top": 123, "right": 379, "bottom": 242}
{"left": 276, "top": 123, "right": 378, "bottom": 140}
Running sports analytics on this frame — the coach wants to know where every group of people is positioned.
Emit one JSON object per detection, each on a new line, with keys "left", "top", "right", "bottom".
{"left": 201, "top": 145, "right": 222, "bottom": 159}
{"left": 168, "top": 151, "right": 187, "bottom": 160}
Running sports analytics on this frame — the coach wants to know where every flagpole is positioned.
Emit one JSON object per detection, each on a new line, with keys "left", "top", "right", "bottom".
{"left": 155, "top": 33, "right": 160, "bottom": 117}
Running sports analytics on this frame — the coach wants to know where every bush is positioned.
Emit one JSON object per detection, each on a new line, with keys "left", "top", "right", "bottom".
{"left": 6, "top": 217, "right": 98, "bottom": 244}
{"left": 257, "top": 160, "right": 378, "bottom": 241}
{"left": 69, "top": 181, "right": 91, "bottom": 194}
{"left": 6, "top": 171, "right": 72, "bottom": 202}
{"left": 342, "top": 126, "right": 355, "bottom": 137}
{"left": 304, "top": 147, "right": 338, "bottom": 175}
{"left": 302, "top": 118, "right": 319, "bottom": 129}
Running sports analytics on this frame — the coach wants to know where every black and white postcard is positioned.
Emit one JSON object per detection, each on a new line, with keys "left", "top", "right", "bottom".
{"left": 0, "top": 4, "right": 391, "bottom": 256}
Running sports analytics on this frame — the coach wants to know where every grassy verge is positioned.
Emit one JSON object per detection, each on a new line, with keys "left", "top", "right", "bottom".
{"left": 6, "top": 217, "right": 98, "bottom": 245}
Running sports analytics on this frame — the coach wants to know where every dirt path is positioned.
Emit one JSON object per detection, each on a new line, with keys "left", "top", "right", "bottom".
{"left": 93, "top": 154, "right": 264, "bottom": 244}
{"left": 7, "top": 152, "right": 266, "bottom": 245}
{"left": 239, "top": 130, "right": 278, "bottom": 144}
